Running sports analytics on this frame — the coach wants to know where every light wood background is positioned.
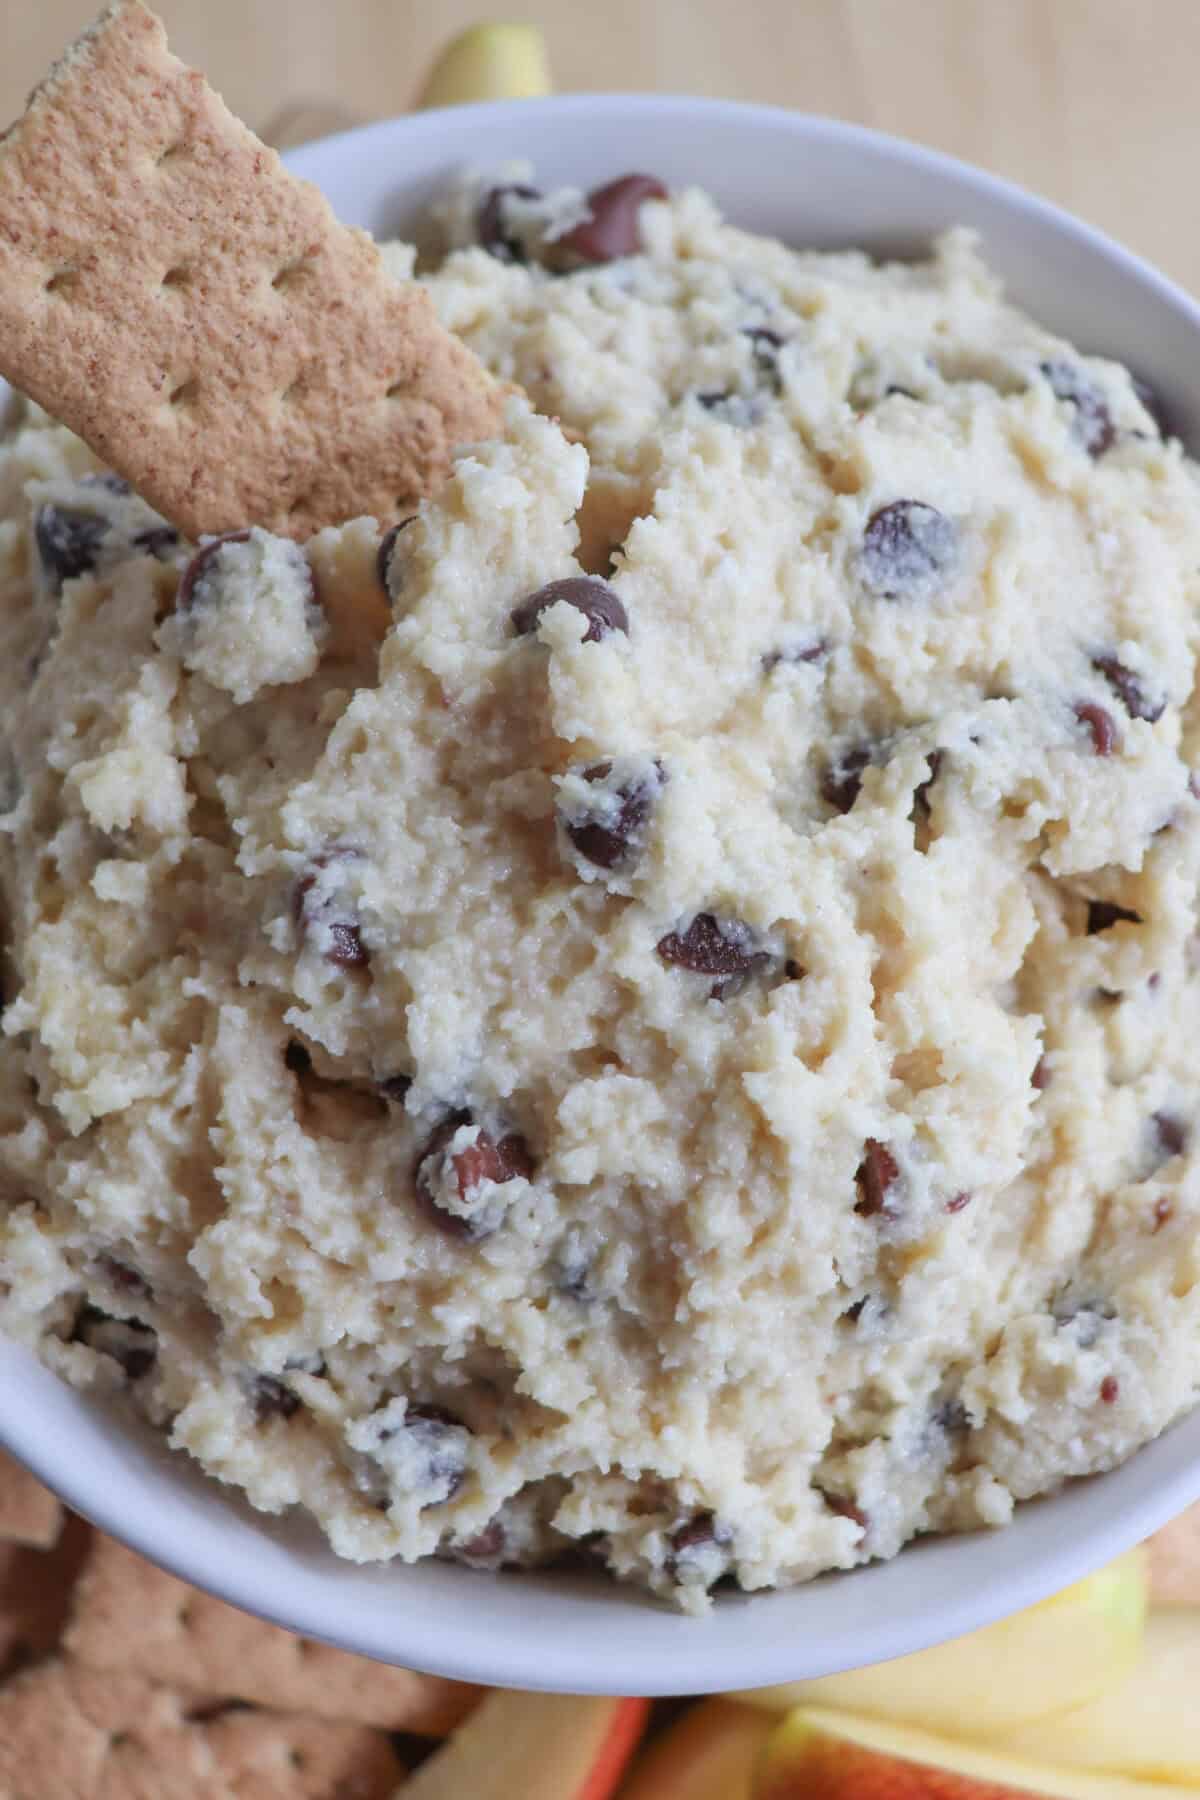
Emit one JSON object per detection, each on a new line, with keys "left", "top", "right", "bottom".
{"left": 5, "top": 2, "right": 1195, "bottom": 290}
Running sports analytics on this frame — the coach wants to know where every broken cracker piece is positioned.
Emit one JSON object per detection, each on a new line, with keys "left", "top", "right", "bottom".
{"left": 204, "top": 1708, "right": 405, "bottom": 1800}
{"left": 65, "top": 1534, "right": 480, "bottom": 1734}
{"left": 0, "top": 1, "right": 502, "bottom": 541}
{"left": 0, "top": 1447, "right": 62, "bottom": 1547}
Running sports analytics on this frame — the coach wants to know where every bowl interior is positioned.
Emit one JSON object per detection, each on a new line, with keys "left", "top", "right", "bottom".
{"left": 3, "top": 94, "right": 1200, "bottom": 1695}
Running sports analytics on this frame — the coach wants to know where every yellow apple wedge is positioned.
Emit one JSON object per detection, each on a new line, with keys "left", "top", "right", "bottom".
{"left": 414, "top": 24, "right": 552, "bottom": 109}
{"left": 399, "top": 1689, "right": 649, "bottom": 1799}
{"left": 754, "top": 1707, "right": 1200, "bottom": 1800}
{"left": 1005, "top": 1610, "right": 1200, "bottom": 1783}
{"left": 619, "top": 1699, "right": 773, "bottom": 1800}
{"left": 735, "top": 1550, "right": 1146, "bottom": 1737}
{"left": 1147, "top": 1500, "right": 1200, "bottom": 1607}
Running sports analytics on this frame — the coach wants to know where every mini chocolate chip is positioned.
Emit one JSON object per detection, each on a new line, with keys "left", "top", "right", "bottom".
{"left": 1087, "top": 899, "right": 1142, "bottom": 934}
{"left": 284, "top": 1040, "right": 312, "bottom": 1075}
{"left": 176, "top": 531, "right": 253, "bottom": 611}
{"left": 1100, "top": 1375, "right": 1120, "bottom": 1405}
{"left": 414, "top": 1111, "right": 534, "bottom": 1241}
{"left": 293, "top": 847, "right": 369, "bottom": 970}
{"left": 1032, "top": 1055, "right": 1052, "bottom": 1091}
{"left": 912, "top": 749, "right": 944, "bottom": 823}
{"left": 34, "top": 504, "right": 110, "bottom": 595}
{"left": 932, "top": 1398, "right": 972, "bottom": 1434}
{"left": 855, "top": 1140, "right": 900, "bottom": 1218}
{"left": 861, "top": 501, "right": 958, "bottom": 599}
{"left": 1075, "top": 701, "right": 1119, "bottom": 756}
{"left": 477, "top": 183, "right": 542, "bottom": 263}
{"left": 821, "top": 743, "right": 874, "bottom": 815}
{"left": 840, "top": 1297, "right": 869, "bottom": 1325}
{"left": 763, "top": 638, "right": 827, "bottom": 673}
{"left": 73, "top": 1305, "right": 157, "bottom": 1382}
{"left": 511, "top": 576, "right": 628, "bottom": 643}
{"left": 820, "top": 1490, "right": 868, "bottom": 1531}
{"left": 131, "top": 525, "right": 181, "bottom": 561}
{"left": 1092, "top": 654, "right": 1165, "bottom": 724}
{"left": 95, "top": 1255, "right": 153, "bottom": 1304}
{"left": 1052, "top": 1295, "right": 1115, "bottom": 1347}
{"left": 667, "top": 1513, "right": 733, "bottom": 1586}
{"left": 945, "top": 1191, "right": 971, "bottom": 1214}
{"left": 451, "top": 1519, "right": 507, "bottom": 1565}
{"left": 1154, "top": 1195, "right": 1174, "bottom": 1231}
{"left": 1042, "top": 360, "right": 1115, "bottom": 457}
{"left": 1154, "top": 1111, "right": 1187, "bottom": 1158}
{"left": 252, "top": 1375, "right": 301, "bottom": 1422}
{"left": 398, "top": 1403, "right": 470, "bottom": 1507}
{"left": 563, "top": 759, "right": 660, "bottom": 871}
{"left": 376, "top": 517, "right": 414, "bottom": 594}
{"left": 656, "top": 913, "right": 769, "bottom": 997}
{"left": 696, "top": 389, "right": 732, "bottom": 411}
{"left": 555, "top": 174, "right": 667, "bottom": 264}
{"left": 377, "top": 1072, "right": 413, "bottom": 1103}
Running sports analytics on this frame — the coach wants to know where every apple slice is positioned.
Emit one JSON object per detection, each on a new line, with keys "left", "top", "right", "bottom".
{"left": 755, "top": 1706, "right": 1192, "bottom": 1799}
{"left": 400, "top": 1689, "right": 648, "bottom": 1800}
{"left": 1147, "top": 1501, "right": 1200, "bottom": 1607}
{"left": 1006, "top": 1611, "right": 1200, "bottom": 1783}
{"left": 620, "top": 1699, "right": 773, "bottom": 1800}
{"left": 735, "top": 1551, "right": 1146, "bottom": 1736}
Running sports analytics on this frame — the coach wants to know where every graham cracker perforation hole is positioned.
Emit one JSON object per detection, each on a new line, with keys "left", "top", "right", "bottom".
{"left": 385, "top": 380, "right": 407, "bottom": 400}
{"left": 156, "top": 141, "right": 189, "bottom": 166}
{"left": 272, "top": 261, "right": 312, "bottom": 292}
{"left": 161, "top": 266, "right": 191, "bottom": 289}
{"left": 168, "top": 379, "right": 200, "bottom": 407}
{"left": 45, "top": 269, "right": 79, "bottom": 295}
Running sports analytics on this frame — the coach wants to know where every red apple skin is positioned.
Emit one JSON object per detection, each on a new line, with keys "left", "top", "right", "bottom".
{"left": 577, "top": 1696, "right": 651, "bottom": 1800}
{"left": 757, "top": 1720, "right": 1044, "bottom": 1800}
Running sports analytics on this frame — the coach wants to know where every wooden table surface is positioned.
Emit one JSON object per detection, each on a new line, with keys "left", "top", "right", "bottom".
{"left": 4, "top": 2, "right": 1195, "bottom": 291}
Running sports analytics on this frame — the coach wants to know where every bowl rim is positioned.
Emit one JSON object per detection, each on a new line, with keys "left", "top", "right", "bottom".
{"left": 3, "top": 90, "right": 1200, "bottom": 1696}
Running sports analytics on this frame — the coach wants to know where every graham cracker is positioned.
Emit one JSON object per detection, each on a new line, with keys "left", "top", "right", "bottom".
{"left": 0, "top": 2, "right": 502, "bottom": 541}
{"left": 0, "top": 1448, "right": 62, "bottom": 1548}
{"left": 204, "top": 1708, "right": 404, "bottom": 1800}
{"left": 1147, "top": 1500, "right": 1200, "bottom": 1607}
{"left": 65, "top": 1535, "right": 479, "bottom": 1735}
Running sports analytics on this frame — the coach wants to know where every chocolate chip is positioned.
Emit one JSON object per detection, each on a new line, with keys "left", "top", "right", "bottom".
{"left": 1087, "top": 899, "right": 1141, "bottom": 934}
{"left": 377, "top": 1072, "right": 413, "bottom": 1103}
{"left": 667, "top": 1512, "right": 733, "bottom": 1586}
{"left": 763, "top": 639, "right": 827, "bottom": 674}
{"left": 131, "top": 525, "right": 181, "bottom": 561}
{"left": 855, "top": 1140, "right": 900, "bottom": 1218}
{"left": 284, "top": 1040, "right": 312, "bottom": 1075}
{"left": 1032, "top": 1055, "right": 1052, "bottom": 1091}
{"left": 562, "top": 759, "right": 661, "bottom": 871}
{"left": 861, "top": 501, "right": 958, "bottom": 599}
{"left": 840, "top": 1296, "right": 869, "bottom": 1325}
{"left": 821, "top": 743, "right": 874, "bottom": 814}
{"left": 1042, "top": 360, "right": 1115, "bottom": 457}
{"left": 477, "top": 183, "right": 542, "bottom": 263}
{"left": 656, "top": 914, "right": 769, "bottom": 997}
{"left": 1052, "top": 1295, "right": 1115, "bottom": 1347}
{"left": 696, "top": 389, "right": 732, "bottom": 411}
{"left": 414, "top": 1111, "right": 534, "bottom": 1241}
{"left": 376, "top": 517, "right": 414, "bottom": 595}
{"left": 1075, "top": 701, "right": 1119, "bottom": 756}
{"left": 34, "top": 503, "right": 110, "bottom": 595}
{"left": 73, "top": 1305, "right": 157, "bottom": 1382}
{"left": 511, "top": 576, "right": 628, "bottom": 643}
{"left": 742, "top": 325, "right": 785, "bottom": 394}
{"left": 932, "top": 1398, "right": 972, "bottom": 1435}
{"left": 1154, "top": 1111, "right": 1187, "bottom": 1158}
{"left": 1100, "top": 1375, "right": 1120, "bottom": 1405}
{"left": 94, "top": 1255, "right": 153, "bottom": 1305}
{"left": 820, "top": 1490, "right": 868, "bottom": 1532}
{"left": 555, "top": 174, "right": 667, "bottom": 264}
{"left": 1091, "top": 654, "right": 1165, "bottom": 724}
{"left": 176, "top": 531, "right": 252, "bottom": 611}
{"left": 395, "top": 1404, "right": 470, "bottom": 1507}
{"left": 293, "top": 848, "right": 369, "bottom": 970}
{"left": 252, "top": 1375, "right": 301, "bottom": 1423}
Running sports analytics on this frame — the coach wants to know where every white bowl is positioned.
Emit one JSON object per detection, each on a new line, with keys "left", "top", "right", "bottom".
{"left": 3, "top": 95, "right": 1200, "bottom": 1697}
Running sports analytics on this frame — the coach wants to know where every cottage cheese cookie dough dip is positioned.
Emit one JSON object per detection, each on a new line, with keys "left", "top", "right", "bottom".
{"left": 3, "top": 158, "right": 1200, "bottom": 1613}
